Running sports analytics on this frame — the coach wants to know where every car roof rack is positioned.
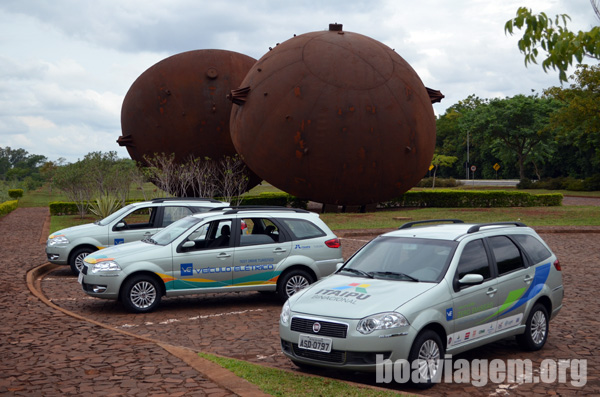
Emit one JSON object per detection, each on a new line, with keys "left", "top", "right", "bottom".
{"left": 209, "top": 205, "right": 310, "bottom": 214}
{"left": 151, "top": 197, "right": 224, "bottom": 203}
{"left": 398, "top": 219, "right": 464, "bottom": 229}
{"left": 467, "top": 222, "right": 527, "bottom": 233}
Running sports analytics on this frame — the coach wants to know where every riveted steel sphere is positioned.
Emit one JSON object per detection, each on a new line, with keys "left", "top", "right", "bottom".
{"left": 229, "top": 25, "right": 438, "bottom": 205}
{"left": 119, "top": 49, "right": 256, "bottom": 165}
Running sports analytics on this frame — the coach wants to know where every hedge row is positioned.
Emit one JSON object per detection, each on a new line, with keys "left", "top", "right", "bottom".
{"left": 0, "top": 200, "right": 18, "bottom": 216}
{"left": 49, "top": 193, "right": 308, "bottom": 216}
{"left": 380, "top": 190, "right": 563, "bottom": 208}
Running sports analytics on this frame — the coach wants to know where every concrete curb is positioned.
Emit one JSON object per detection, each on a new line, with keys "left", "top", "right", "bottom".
{"left": 27, "top": 262, "right": 270, "bottom": 397}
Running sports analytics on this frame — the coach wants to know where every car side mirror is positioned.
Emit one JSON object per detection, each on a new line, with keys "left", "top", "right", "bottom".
{"left": 458, "top": 274, "right": 484, "bottom": 285}
{"left": 182, "top": 241, "right": 195, "bottom": 248}
{"left": 336, "top": 262, "right": 344, "bottom": 271}
{"left": 115, "top": 222, "right": 126, "bottom": 230}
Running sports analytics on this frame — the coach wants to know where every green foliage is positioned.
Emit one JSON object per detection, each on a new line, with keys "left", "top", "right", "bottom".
{"left": 88, "top": 195, "right": 122, "bottom": 219}
{"left": 418, "top": 177, "right": 461, "bottom": 188}
{"left": 505, "top": 7, "right": 600, "bottom": 83}
{"left": 518, "top": 175, "right": 600, "bottom": 192}
{"left": 49, "top": 199, "right": 142, "bottom": 216}
{"left": 380, "top": 190, "right": 562, "bottom": 208}
{"left": 8, "top": 189, "right": 23, "bottom": 199}
{"left": 0, "top": 146, "right": 47, "bottom": 182}
{"left": 0, "top": 200, "right": 18, "bottom": 216}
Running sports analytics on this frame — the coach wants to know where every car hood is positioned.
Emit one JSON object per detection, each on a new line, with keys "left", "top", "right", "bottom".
{"left": 84, "top": 241, "right": 165, "bottom": 263}
{"left": 51, "top": 222, "right": 102, "bottom": 238}
{"left": 289, "top": 275, "right": 436, "bottom": 319}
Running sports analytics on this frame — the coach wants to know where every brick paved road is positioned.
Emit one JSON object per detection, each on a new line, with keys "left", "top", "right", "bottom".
{"left": 3, "top": 206, "right": 600, "bottom": 395}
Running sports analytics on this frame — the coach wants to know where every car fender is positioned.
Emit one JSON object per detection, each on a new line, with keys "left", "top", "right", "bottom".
{"left": 69, "top": 235, "right": 109, "bottom": 252}
{"left": 274, "top": 255, "right": 317, "bottom": 278}
{"left": 119, "top": 261, "right": 171, "bottom": 290}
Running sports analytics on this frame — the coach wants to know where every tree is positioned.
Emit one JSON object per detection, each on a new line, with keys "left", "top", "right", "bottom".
{"left": 544, "top": 64, "right": 600, "bottom": 174}
{"left": 505, "top": 6, "right": 600, "bottom": 82}
{"left": 430, "top": 154, "right": 458, "bottom": 187}
{"left": 460, "top": 95, "right": 561, "bottom": 180}
{"left": 53, "top": 162, "right": 95, "bottom": 218}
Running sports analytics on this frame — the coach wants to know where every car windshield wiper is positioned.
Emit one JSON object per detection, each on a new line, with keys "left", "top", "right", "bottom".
{"left": 339, "top": 267, "right": 374, "bottom": 278}
{"left": 371, "top": 271, "right": 419, "bottom": 282}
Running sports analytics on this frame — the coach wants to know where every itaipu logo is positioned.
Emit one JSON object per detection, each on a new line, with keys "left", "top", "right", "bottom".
{"left": 312, "top": 282, "right": 372, "bottom": 303}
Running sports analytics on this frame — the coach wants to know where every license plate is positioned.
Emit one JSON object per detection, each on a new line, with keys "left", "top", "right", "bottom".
{"left": 78, "top": 271, "right": 83, "bottom": 284}
{"left": 298, "top": 334, "right": 332, "bottom": 353}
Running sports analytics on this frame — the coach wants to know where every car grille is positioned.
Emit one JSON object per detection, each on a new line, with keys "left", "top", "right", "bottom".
{"left": 292, "top": 343, "right": 346, "bottom": 363}
{"left": 291, "top": 317, "right": 348, "bottom": 338}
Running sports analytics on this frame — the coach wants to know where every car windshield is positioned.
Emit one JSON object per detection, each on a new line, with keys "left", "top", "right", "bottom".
{"left": 340, "top": 236, "right": 457, "bottom": 282}
{"left": 95, "top": 204, "right": 137, "bottom": 226}
{"left": 148, "top": 216, "right": 203, "bottom": 245}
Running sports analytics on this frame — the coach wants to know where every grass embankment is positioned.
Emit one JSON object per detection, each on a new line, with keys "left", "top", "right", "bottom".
{"left": 198, "top": 353, "right": 401, "bottom": 397}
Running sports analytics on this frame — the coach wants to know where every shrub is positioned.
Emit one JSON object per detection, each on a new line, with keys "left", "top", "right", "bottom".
{"left": 8, "top": 189, "right": 24, "bottom": 200}
{"left": 379, "top": 190, "right": 562, "bottom": 208}
{"left": 89, "top": 195, "right": 122, "bottom": 219}
{"left": 583, "top": 174, "right": 600, "bottom": 191}
{"left": 417, "top": 178, "right": 461, "bottom": 188}
{"left": 0, "top": 200, "right": 18, "bottom": 216}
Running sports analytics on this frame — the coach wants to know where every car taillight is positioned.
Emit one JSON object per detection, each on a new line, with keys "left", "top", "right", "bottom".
{"left": 325, "top": 238, "right": 341, "bottom": 248}
{"left": 553, "top": 259, "right": 561, "bottom": 271}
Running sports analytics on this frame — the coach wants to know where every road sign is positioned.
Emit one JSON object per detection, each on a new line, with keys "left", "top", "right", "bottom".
{"left": 493, "top": 163, "right": 500, "bottom": 171}
{"left": 470, "top": 165, "right": 476, "bottom": 172}
{"left": 429, "top": 164, "right": 434, "bottom": 171}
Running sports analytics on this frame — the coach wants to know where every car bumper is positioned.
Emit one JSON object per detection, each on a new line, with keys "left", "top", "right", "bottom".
{"left": 80, "top": 265, "right": 122, "bottom": 300}
{"left": 45, "top": 245, "right": 70, "bottom": 265}
{"left": 279, "top": 313, "right": 416, "bottom": 371}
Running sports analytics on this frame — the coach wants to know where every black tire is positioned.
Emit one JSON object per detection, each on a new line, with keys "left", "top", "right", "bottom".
{"left": 516, "top": 304, "right": 549, "bottom": 351}
{"left": 69, "top": 247, "right": 96, "bottom": 276}
{"left": 121, "top": 274, "right": 162, "bottom": 313}
{"left": 277, "top": 269, "right": 314, "bottom": 302}
{"left": 407, "top": 330, "right": 444, "bottom": 389}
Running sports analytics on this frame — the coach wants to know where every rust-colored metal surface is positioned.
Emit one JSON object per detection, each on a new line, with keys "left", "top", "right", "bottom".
{"left": 120, "top": 49, "right": 256, "bottom": 165}
{"left": 229, "top": 24, "right": 441, "bottom": 205}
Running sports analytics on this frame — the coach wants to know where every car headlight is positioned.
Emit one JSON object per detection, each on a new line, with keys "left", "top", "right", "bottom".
{"left": 47, "top": 234, "right": 69, "bottom": 246}
{"left": 357, "top": 312, "right": 409, "bottom": 335}
{"left": 280, "top": 300, "right": 291, "bottom": 326}
{"left": 91, "top": 260, "right": 122, "bottom": 273}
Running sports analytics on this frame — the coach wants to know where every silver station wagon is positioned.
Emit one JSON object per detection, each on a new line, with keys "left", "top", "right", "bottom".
{"left": 79, "top": 206, "right": 343, "bottom": 313}
{"left": 46, "top": 198, "right": 227, "bottom": 275}
{"left": 279, "top": 220, "right": 564, "bottom": 388}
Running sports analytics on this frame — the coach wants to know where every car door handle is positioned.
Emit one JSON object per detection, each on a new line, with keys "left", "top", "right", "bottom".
{"left": 273, "top": 248, "right": 287, "bottom": 253}
{"left": 486, "top": 288, "right": 497, "bottom": 296}
{"left": 523, "top": 275, "right": 533, "bottom": 283}
{"left": 217, "top": 253, "right": 231, "bottom": 258}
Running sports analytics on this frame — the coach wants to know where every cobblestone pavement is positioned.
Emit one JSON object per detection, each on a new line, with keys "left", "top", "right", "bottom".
{"left": 3, "top": 205, "right": 600, "bottom": 395}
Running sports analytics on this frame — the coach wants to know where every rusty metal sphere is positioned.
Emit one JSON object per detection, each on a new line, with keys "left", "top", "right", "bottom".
{"left": 119, "top": 49, "right": 256, "bottom": 165}
{"left": 229, "top": 25, "right": 438, "bottom": 205}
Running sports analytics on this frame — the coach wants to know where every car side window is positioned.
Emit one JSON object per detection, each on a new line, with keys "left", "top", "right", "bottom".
{"left": 512, "top": 234, "right": 552, "bottom": 264}
{"left": 488, "top": 236, "right": 526, "bottom": 275}
{"left": 183, "top": 220, "right": 232, "bottom": 251}
{"left": 280, "top": 218, "right": 325, "bottom": 240}
{"left": 456, "top": 239, "right": 492, "bottom": 281}
{"left": 239, "top": 217, "right": 280, "bottom": 246}
{"left": 119, "top": 207, "right": 155, "bottom": 229}
{"left": 161, "top": 206, "right": 193, "bottom": 227}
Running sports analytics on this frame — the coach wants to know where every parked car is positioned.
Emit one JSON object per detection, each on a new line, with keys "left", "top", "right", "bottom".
{"left": 279, "top": 220, "right": 563, "bottom": 388}
{"left": 79, "top": 206, "right": 343, "bottom": 312}
{"left": 46, "top": 197, "right": 228, "bottom": 275}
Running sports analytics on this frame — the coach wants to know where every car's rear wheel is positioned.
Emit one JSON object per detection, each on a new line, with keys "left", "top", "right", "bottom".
{"left": 121, "top": 274, "right": 162, "bottom": 313}
{"left": 516, "top": 304, "right": 549, "bottom": 351}
{"left": 69, "top": 247, "right": 95, "bottom": 276}
{"left": 408, "top": 329, "right": 444, "bottom": 389}
{"left": 277, "top": 269, "right": 314, "bottom": 302}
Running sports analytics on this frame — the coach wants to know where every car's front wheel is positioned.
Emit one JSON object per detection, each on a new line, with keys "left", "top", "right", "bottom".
{"left": 121, "top": 274, "right": 162, "bottom": 313}
{"left": 408, "top": 330, "right": 444, "bottom": 389}
{"left": 69, "top": 247, "right": 96, "bottom": 276}
{"left": 516, "top": 304, "right": 549, "bottom": 351}
{"left": 277, "top": 269, "right": 314, "bottom": 302}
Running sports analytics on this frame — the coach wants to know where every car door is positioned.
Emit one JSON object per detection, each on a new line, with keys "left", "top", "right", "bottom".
{"left": 108, "top": 205, "right": 161, "bottom": 246}
{"left": 171, "top": 219, "right": 234, "bottom": 291}
{"left": 448, "top": 239, "right": 498, "bottom": 348}
{"left": 232, "top": 217, "right": 292, "bottom": 287}
{"left": 487, "top": 235, "right": 530, "bottom": 333}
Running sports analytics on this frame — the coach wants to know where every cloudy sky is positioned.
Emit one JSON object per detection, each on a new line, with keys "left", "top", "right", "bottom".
{"left": 1, "top": 0, "right": 598, "bottom": 163}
